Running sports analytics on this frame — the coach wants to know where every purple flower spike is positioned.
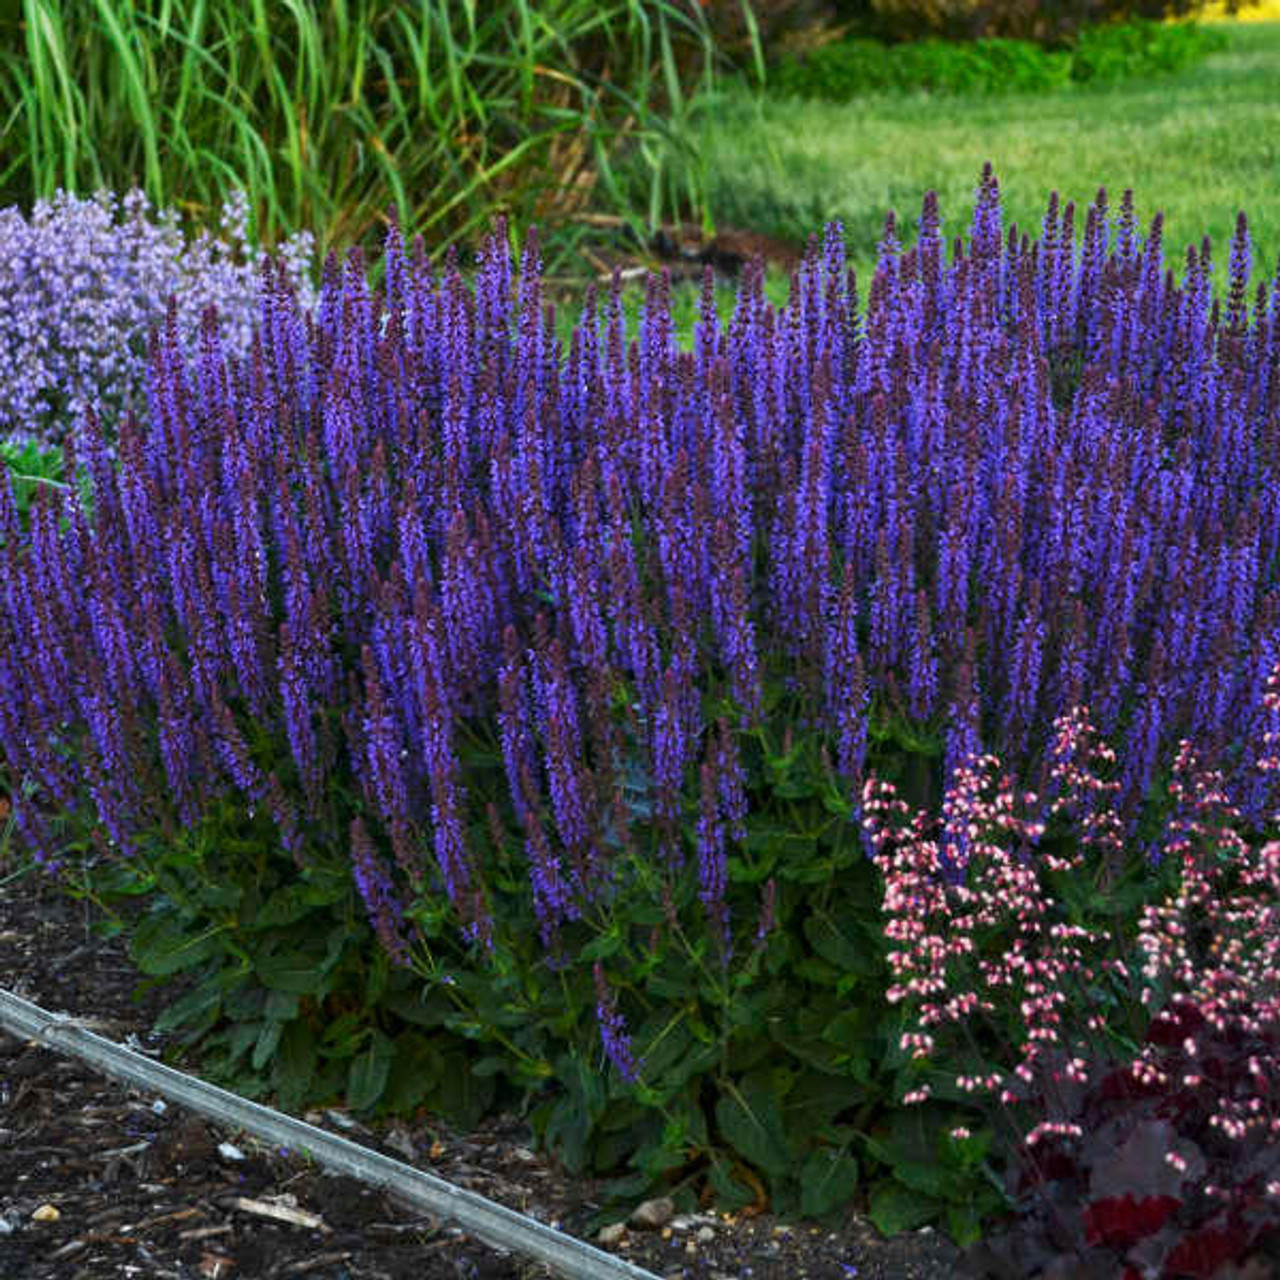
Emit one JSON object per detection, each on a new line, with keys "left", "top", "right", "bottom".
{"left": 593, "top": 962, "right": 641, "bottom": 1084}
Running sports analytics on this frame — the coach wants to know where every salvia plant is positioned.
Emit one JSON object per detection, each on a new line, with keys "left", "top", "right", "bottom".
{"left": 2, "top": 167, "right": 1280, "bottom": 1244}
{"left": 0, "top": 188, "right": 315, "bottom": 448}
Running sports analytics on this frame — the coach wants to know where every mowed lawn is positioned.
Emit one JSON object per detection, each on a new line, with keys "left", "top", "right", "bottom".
{"left": 681, "top": 20, "right": 1280, "bottom": 286}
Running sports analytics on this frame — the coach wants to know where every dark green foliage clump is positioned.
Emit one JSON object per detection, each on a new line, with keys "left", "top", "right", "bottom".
{"left": 766, "top": 19, "right": 1226, "bottom": 101}
{"left": 829, "top": 0, "right": 1236, "bottom": 47}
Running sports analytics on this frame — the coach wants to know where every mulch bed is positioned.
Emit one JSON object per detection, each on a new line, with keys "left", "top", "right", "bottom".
{"left": 0, "top": 865, "right": 971, "bottom": 1280}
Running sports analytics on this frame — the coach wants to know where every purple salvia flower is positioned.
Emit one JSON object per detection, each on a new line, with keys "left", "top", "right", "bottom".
{"left": 350, "top": 817, "right": 410, "bottom": 968}
{"left": 520, "top": 766, "right": 575, "bottom": 955}
{"left": 538, "top": 639, "right": 595, "bottom": 901}
{"left": 715, "top": 716, "right": 749, "bottom": 844}
{"left": 208, "top": 693, "right": 266, "bottom": 801}
{"left": 697, "top": 755, "right": 732, "bottom": 966}
{"left": 1002, "top": 581, "right": 1045, "bottom": 761}
{"left": 497, "top": 626, "right": 538, "bottom": 828}
{"left": 277, "top": 621, "right": 321, "bottom": 811}
{"left": 753, "top": 877, "right": 777, "bottom": 953}
{"left": 723, "top": 563, "right": 763, "bottom": 727}
{"left": 651, "top": 658, "right": 699, "bottom": 864}
{"left": 593, "top": 963, "right": 641, "bottom": 1083}
{"left": 359, "top": 643, "right": 416, "bottom": 874}
{"left": 906, "top": 588, "right": 939, "bottom": 725}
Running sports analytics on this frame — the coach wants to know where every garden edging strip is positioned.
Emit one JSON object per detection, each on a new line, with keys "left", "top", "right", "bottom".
{"left": 0, "top": 986, "right": 661, "bottom": 1280}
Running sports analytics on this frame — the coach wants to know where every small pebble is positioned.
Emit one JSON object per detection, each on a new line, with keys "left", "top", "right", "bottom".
{"left": 597, "top": 1222, "right": 627, "bottom": 1246}
{"left": 697, "top": 1226, "right": 715, "bottom": 1243}
{"left": 31, "top": 1204, "right": 60, "bottom": 1223}
{"left": 630, "top": 1196, "right": 675, "bottom": 1229}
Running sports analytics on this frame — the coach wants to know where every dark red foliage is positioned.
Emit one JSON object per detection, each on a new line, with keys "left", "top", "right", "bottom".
{"left": 1162, "top": 1218, "right": 1253, "bottom": 1278}
{"left": 1145, "top": 1001, "right": 1208, "bottom": 1049}
{"left": 963, "top": 1010, "right": 1280, "bottom": 1279}
{"left": 1084, "top": 1194, "right": 1182, "bottom": 1249}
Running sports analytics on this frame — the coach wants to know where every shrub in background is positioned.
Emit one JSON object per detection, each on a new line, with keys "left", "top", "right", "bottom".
{"left": 766, "top": 18, "right": 1225, "bottom": 101}
{"left": 1072, "top": 16, "right": 1228, "bottom": 79}
{"left": 4, "top": 169, "right": 1280, "bottom": 1238}
{"left": 831, "top": 0, "right": 1215, "bottom": 46}
{"left": 0, "top": 189, "right": 315, "bottom": 448}
{"left": 769, "top": 32, "right": 1072, "bottom": 97}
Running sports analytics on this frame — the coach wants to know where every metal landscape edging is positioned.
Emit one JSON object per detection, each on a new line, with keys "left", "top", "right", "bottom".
{"left": 0, "top": 986, "right": 660, "bottom": 1280}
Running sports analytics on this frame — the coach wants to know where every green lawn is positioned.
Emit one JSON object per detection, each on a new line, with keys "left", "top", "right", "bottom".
{"left": 670, "top": 20, "right": 1280, "bottom": 291}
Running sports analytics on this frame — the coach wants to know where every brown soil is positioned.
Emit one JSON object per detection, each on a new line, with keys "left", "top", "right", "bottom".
{"left": 0, "top": 865, "right": 972, "bottom": 1280}
{"left": 542, "top": 220, "right": 807, "bottom": 305}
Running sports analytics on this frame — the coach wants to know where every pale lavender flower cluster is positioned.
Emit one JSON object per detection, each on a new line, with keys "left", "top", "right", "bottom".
{"left": 0, "top": 188, "right": 315, "bottom": 447}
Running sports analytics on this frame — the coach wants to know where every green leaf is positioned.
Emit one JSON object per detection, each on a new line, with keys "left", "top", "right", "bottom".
{"left": 254, "top": 948, "right": 327, "bottom": 996}
{"left": 264, "top": 990, "right": 299, "bottom": 1021}
{"left": 791, "top": 954, "right": 841, "bottom": 985}
{"left": 597, "top": 1169, "right": 652, "bottom": 1206}
{"left": 803, "top": 910, "right": 877, "bottom": 976}
{"left": 776, "top": 858, "right": 831, "bottom": 884}
{"left": 227, "top": 1020, "right": 261, "bottom": 1065}
{"left": 273, "top": 1020, "right": 316, "bottom": 1112}
{"left": 252, "top": 1019, "right": 284, "bottom": 1071}
{"left": 347, "top": 1029, "right": 394, "bottom": 1112}
{"left": 705, "top": 1152, "right": 757, "bottom": 1212}
{"left": 862, "top": 1108, "right": 978, "bottom": 1203}
{"left": 383, "top": 982, "right": 453, "bottom": 1028}
{"left": 382, "top": 1033, "right": 446, "bottom": 1113}
{"left": 820, "top": 788, "right": 854, "bottom": 818}
{"left": 256, "top": 885, "right": 318, "bottom": 928}
{"left": 319, "top": 1011, "right": 367, "bottom": 1058}
{"left": 579, "top": 924, "right": 623, "bottom": 962}
{"left": 821, "top": 1008, "right": 876, "bottom": 1055}
{"left": 714, "top": 1076, "right": 792, "bottom": 1177}
{"left": 771, "top": 1035, "right": 847, "bottom": 1076}
{"left": 153, "top": 979, "right": 223, "bottom": 1036}
{"left": 946, "top": 1201, "right": 988, "bottom": 1248}
{"left": 633, "top": 1128, "right": 688, "bottom": 1180}
{"left": 726, "top": 853, "right": 776, "bottom": 885}
{"left": 868, "top": 1179, "right": 940, "bottom": 1235}
{"left": 432, "top": 1050, "right": 494, "bottom": 1130}
{"left": 129, "top": 914, "right": 221, "bottom": 976}
{"left": 783, "top": 1070, "right": 871, "bottom": 1142}
{"left": 800, "top": 1148, "right": 859, "bottom": 1217}
{"left": 772, "top": 774, "right": 818, "bottom": 800}
{"left": 688, "top": 1014, "right": 715, "bottom": 1046}
{"left": 192, "top": 883, "right": 242, "bottom": 912}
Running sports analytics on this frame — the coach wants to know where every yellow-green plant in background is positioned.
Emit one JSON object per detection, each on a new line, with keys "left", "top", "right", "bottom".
{"left": 1186, "top": 0, "right": 1279, "bottom": 18}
